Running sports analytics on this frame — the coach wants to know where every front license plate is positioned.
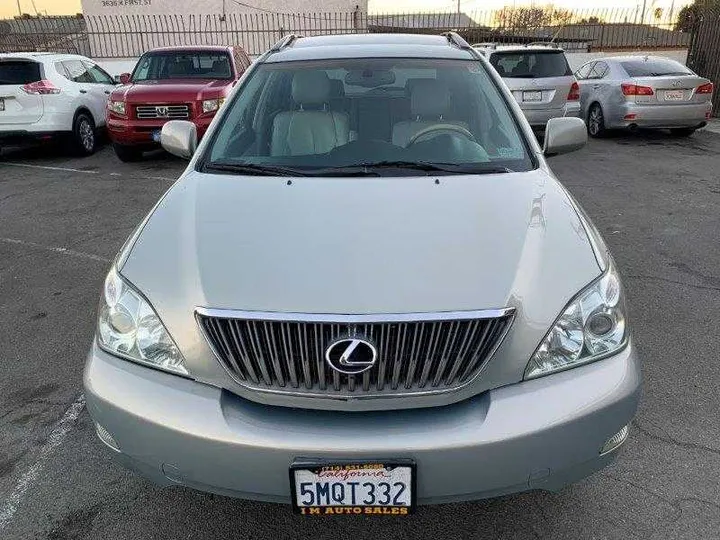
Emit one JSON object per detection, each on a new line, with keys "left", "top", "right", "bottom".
{"left": 664, "top": 90, "right": 685, "bottom": 101}
{"left": 522, "top": 90, "right": 543, "bottom": 102}
{"left": 151, "top": 129, "right": 161, "bottom": 142}
{"left": 291, "top": 461, "right": 415, "bottom": 515}
{"left": 0, "top": 98, "right": 5, "bottom": 112}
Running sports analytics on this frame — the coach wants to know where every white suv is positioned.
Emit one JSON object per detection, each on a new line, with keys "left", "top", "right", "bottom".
{"left": 0, "top": 52, "right": 116, "bottom": 155}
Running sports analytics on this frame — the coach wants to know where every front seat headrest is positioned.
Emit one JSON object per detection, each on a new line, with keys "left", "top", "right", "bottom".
{"left": 292, "top": 71, "right": 331, "bottom": 107}
{"left": 411, "top": 79, "right": 450, "bottom": 118}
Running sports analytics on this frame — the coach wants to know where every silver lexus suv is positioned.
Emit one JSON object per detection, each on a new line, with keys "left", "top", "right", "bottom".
{"left": 476, "top": 43, "right": 582, "bottom": 130}
{"left": 85, "top": 33, "right": 640, "bottom": 515}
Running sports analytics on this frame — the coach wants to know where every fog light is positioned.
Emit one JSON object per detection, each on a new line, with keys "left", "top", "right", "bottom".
{"left": 600, "top": 425, "right": 629, "bottom": 455}
{"left": 95, "top": 423, "right": 120, "bottom": 452}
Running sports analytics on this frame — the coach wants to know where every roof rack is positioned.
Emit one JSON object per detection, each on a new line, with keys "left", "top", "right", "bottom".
{"left": 526, "top": 41, "right": 560, "bottom": 49}
{"left": 270, "top": 34, "right": 300, "bottom": 52}
{"left": 443, "top": 32, "right": 472, "bottom": 51}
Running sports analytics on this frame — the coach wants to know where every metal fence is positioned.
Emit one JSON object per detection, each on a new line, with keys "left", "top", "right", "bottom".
{"left": 0, "top": 8, "right": 696, "bottom": 59}
{"left": 687, "top": 8, "right": 720, "bottom": 115}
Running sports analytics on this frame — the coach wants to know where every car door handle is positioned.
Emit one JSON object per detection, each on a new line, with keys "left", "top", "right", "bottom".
{"left": 592, "top": 85, "right": 601, "bottom": 89}
{"left": 79, "top": 89, "right": 88, "bottom": 94}
{"left": 104, "top": 90, "right": 111, "bottom": 95}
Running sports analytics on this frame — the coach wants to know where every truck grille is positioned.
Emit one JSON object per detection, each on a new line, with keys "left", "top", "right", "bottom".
{"left": 196, "top": 309, "right": 514, "bottom": 397}
{"left": 135, "top": 104, "right": 190, "bottom": 119}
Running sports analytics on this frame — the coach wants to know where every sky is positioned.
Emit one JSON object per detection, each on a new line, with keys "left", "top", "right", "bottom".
{"left": 0, "top": 0, "right": 691, "bottom": 18}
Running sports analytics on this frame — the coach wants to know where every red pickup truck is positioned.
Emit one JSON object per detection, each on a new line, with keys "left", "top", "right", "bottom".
{"left": 106, "top": 45, "right": 251, "bottom": 162}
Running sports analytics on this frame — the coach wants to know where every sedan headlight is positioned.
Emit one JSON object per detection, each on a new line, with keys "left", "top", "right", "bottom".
{"left": 525, "top": 262, "right": 627, "bottom": 379}
{"left": 97, "top": 267, "right": 187, "bottom": 375}
{"left": 201, "top": 98, "right": 224, "bottom": 114}
{"left": 108, "top": 101, "right": 126, "bottom": 116}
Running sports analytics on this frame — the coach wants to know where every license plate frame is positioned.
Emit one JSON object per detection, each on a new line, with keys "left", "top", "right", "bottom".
{"left": 522, "top": 90, "right": 543, "bottom": 102}
{"left": 664, "top": 90, "right": 685, "bottom": 101}
{"left": 290, "top": 459, "right": 416, "bottom": 515}
{"left": 0, "top": 98, "right": 5, "bottom": 112}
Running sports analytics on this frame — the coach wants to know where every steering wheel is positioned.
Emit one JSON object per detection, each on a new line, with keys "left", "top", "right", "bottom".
{"left": 408, "top": 124, "right": 476, "bottom": 146}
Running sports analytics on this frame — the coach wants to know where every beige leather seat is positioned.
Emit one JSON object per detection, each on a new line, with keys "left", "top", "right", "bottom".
{"left": 271, "top": 72, "right": 350, "bottom": 156}
{"left": 392, "top": 79, "right": 468, "bottom": 147}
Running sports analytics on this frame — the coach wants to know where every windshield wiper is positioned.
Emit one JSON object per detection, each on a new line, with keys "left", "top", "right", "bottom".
{"left": 204, "top": 162, "right": 308, "bottom": 177}
{"left": 504, "top": 74, "right": 537, "bottom": 78}
{"left": 314, "top": 161, "right": 512, "bottom": 176}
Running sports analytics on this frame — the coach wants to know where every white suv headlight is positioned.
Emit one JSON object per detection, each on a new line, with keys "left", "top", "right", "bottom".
{"left": 525, "top": 262, "right": 627, "bottom": 379}
{"left": 97, "top": 267, "right": 187, "bottom": 375}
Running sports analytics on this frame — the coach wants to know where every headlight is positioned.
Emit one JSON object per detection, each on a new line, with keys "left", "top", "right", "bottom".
{"left": 97, "top": 267, "right": 187, "bottom": 375}
{"left": 201, "top": 98, "right": 224, "bottom": 114}
{"left": 525, "top": 262, "right": 627, "bottom": 379}
{"left": 108, "top": 101, "right": 126, "bottom": 116}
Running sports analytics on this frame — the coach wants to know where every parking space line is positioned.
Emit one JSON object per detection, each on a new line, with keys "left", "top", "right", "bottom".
{"left": 0, "top": 162, "right": 100, "bottom": 174}
{"left": 0, "top": 394, "right": 86, "bottom": 532}
{"left": 0, "top": 238, "right": 111, "bottom": 264}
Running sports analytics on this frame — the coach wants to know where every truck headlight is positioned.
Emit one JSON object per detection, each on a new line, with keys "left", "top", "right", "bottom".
{"left": 108, "top": 101, "right": 126, "bottom": 116}
{"left": 525, "top": 262, "right": 627, "bottom": 379}
{"left": 202, "top": 98, "right": 225, "bottom": 114}
{"left": 97, "top": 267, "right": 187, "bottom": 375}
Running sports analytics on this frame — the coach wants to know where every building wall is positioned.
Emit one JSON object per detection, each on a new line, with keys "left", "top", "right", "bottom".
{"left": 81, "top": 0, "right": 366, "bottom": 16}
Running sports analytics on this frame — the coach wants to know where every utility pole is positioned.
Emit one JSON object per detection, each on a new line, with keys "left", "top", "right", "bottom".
{"left": 16, "top": 0, "right": 22, "bottom": 16}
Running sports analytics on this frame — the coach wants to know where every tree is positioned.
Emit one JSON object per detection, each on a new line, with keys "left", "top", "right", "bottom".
{"left": 676, "top": 0, "right": 720, "bottom": 32}
{"left": 578, "top": 16, "right": 604, "bottom": 24}
{"left": 494, "top": 5, "right": 575, "bottom": 29}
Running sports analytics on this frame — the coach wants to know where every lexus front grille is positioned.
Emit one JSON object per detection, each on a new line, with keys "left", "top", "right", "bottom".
{"left": 196, "top": 309, "right": 514, "bottom": 397}
{"left": 135, "top": 104, "right": 190, "bottom": 119}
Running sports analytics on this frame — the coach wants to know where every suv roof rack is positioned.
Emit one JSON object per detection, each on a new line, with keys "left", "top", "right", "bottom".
{"left": 526, "top": 41, "right": 560, "bottom": 49}
{"left": 443, "top": 32, "right": 472, "bottom": 51}
{"left": 270, "top": 34, "right": 300, "bottom": 52}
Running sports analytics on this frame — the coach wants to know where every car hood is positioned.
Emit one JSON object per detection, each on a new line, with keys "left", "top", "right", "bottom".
{"left": 120, "top": 169, "right": 604, "bottom": 407}
{"left": 113, "top": 79, "right": 231, "bottom": 102}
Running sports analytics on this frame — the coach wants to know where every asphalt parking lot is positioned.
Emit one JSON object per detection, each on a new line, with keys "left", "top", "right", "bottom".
{"left": 1, "top": 131, "right": 719, "bottom": 540}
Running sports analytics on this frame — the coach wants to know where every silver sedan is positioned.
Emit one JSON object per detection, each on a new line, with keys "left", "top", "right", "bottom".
{"left": 575, "top": 56, "right": 713, "bottom": 137}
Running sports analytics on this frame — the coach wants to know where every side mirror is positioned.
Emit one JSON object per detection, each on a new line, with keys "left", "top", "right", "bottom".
{"left": 543, "top": 117, "right": 587, "bottom": 157}
{"left": 161, "top": 120, "right": 197, "bottom": 160}
{"left": 118, "top": 73, "right": 131, "bottom": 85}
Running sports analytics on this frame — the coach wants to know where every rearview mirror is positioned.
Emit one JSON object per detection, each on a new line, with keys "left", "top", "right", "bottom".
{"left": 118, "top": 73, "right": 131, "bottom": 85}
{"left": 543, "top": 117, "right": 587, "bottom": 157}
{"left": 161, "top": 120, "right": 197, "bottom": 160}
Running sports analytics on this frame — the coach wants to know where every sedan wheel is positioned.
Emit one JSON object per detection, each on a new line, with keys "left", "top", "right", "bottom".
{"left": 588, "top": 104, "right": 606, "bottom": 138}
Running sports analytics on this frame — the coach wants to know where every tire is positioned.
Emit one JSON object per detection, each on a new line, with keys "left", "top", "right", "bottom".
{"left": 113, "top": 143, "right": 142, "bottom": 162}
{"left": 587, "top": 103, "right": 606, "bottom": 138}
{"left": 670, "top": 127, "right": 696, "bottom": 137}
{"left": 73, "top": 112, "right": 96, "bottom": 155}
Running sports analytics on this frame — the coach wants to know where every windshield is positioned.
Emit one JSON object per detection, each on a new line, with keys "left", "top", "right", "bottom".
{"left": 0, "top": 61, "right": 41, "bottom": 85}
{"left": 490, "top": 51, "right": 572, "bottom": 78}
{"left": 131, "top": 51, "right": 232, "bottom": 81}
{"left": 202, "top": 58, "right": 534, "bottom": 176}
{"left": 620, "top": 58, "right": 693, "bottom": 77}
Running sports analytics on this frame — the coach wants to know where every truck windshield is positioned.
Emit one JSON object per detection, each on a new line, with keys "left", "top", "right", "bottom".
{"left": 490, "top": 51, "right": 572, "bottom": 78}
{"left": 202, "top": 58, "right": 534, "bottom": 176}
{"left": 132, "top": 51, "right": 232, "bottom": 81}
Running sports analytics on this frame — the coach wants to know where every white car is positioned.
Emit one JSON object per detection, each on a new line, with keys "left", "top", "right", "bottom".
{"left": 0, "top": 52, "right": 116, "bottom": 155}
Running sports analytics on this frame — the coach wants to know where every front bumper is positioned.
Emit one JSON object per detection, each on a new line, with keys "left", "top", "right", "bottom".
{"left": 607, "top": 101, "right": 712, "bottom": 129}
{"left": 522, "top": 102, "right": 582, "bottom": 128}
{"left": 106, "top": 114, "right": 213, "bottom": 146}
{"left": 84, "top": 341, "right": 641, "bottom": 504}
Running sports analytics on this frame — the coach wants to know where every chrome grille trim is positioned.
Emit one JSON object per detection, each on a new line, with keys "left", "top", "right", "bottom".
{"left": 135, "top": 104, "right": 190, "bottom": 119}
{"left": 196, "top": 307, "right": 515, "bottom": 399}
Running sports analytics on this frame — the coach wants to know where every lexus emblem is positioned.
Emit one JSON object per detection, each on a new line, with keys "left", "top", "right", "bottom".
{"left": 156, "top": 106, "right": 169, "bottom": 117}
{"left": 325, "top": 338, "right": 377, "bottom": 375}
